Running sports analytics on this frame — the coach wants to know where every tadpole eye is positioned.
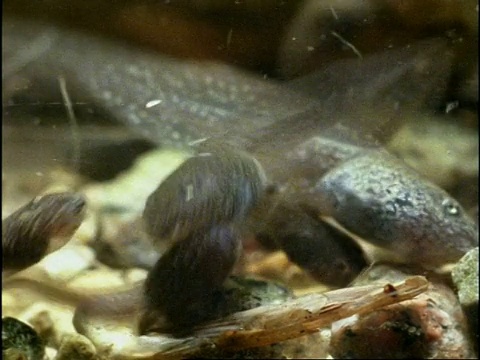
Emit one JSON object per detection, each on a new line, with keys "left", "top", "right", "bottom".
{"left": 442, "top": 198, "right": 461, "bottom": 217}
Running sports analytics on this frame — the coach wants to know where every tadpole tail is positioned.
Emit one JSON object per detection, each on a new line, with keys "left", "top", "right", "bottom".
{"left": 3, "top": 16, "right": 454, "bottom": 151}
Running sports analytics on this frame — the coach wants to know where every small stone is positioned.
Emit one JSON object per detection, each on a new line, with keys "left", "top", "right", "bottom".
{"left": 2, "top": 317, "right": 45, "bottom": 360}
{"left": 45, "top": 347, "right": 58, "bottom": 359}
{"left": 39, "top": 245, "right": 96, "bottom": 282}
{"left": 452, "top": 247, "right": 479, "bottom": 308}
{"left": 124, "top": 268, "right": 148, "bottom": 284}
{"left": 451, "top": 247, "right": 479, "bottom": 348}
{"left": 55, "top": 333, "right": 97, "bottom": 360}
{"left": 83, "top": 148, "right": 187, "bottom": 214}
{"left": 68, "top": 268, "right": 126, "bottom": 290}
{"left": 18, "top": 302, "right": 77, "bottom": 343}
{"left": 330, "top": 264, "right": 476, "bottom": 358}
{"left": 28, "top": 310, "right": 56, "bottom": 346}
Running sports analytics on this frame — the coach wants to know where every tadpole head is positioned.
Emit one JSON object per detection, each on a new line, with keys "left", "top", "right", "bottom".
{"left": 315, "top": 151, "right": 478, "bottom": 267}
{"left": 142, "top": 141, "right": 266, "bottom": 243}
{"left": 2, "top": 192, "right": 86, "bottom": 272}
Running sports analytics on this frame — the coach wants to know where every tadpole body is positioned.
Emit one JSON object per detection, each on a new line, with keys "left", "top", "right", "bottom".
{"left": 140, "top": 142, "right": 266, "bottom": 331}
{"left": 140, "top": 225, "right": 241, "bottom": 333}
{"left": 252, "top": 200, "right": 367, "bottom": 287}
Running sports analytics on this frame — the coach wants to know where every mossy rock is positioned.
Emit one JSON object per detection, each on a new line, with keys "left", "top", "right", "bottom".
{"left": 2, "top": 317, "right": 45, "bottom": 360}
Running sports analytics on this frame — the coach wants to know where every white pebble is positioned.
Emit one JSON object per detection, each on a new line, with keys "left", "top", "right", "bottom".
{"left": 39, "top": 245, "right": 96, "bottom": 281}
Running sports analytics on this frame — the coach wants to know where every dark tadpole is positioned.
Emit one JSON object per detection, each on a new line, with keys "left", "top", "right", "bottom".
{"left": 2, "top": 192, "right": 86, "bottom": 274}
{"left": 2, "top": 317, "right": 45, "bottom": 360}
{"left": 140, "top": 142, "right": 267, "bottom": 332}
{"left": 142, "top": 141, "right": 266, "bottom": 243}
{"left": 139, "top": 224, "right": 241, "bottom": 334}
{"left": 251, "top": 201, "right": 368, "bottom": 287}
{"left": 64, "top": 137, "right": 156, "bottom": 182}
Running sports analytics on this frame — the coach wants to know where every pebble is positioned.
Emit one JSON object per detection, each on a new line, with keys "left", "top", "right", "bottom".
{"left": 39, "top": 245, "right": 96, "bottom": 282}
{"left": 18, "top": 302, "right": 77, "bottom": 343}
{"left": 2, "top": 317, "right": 45, "bottom": 360}
{"left": 329, "top": 264, "right": 476, "bottom": 358}
{"left": 452, "top": 247, "right": 479, "bottom": 309}
{"left": 55, "top": 333, "right": 97, "bottom": 360}
{"left": 388, "top": 117, "right": 478, "bottom": 190}
{"left": 83, "top": 149, "right": 187, "bottom": 214}
{"left": 68, "top": 268, "right": 127, "bottom": 290}
{"left": 123, "top": 268, "right": 148, "bottom": 284}
{"left": 451, "top": 247, "right": 479, "bottom": 350}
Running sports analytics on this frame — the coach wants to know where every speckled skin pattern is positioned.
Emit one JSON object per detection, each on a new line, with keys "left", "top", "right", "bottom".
{"left": 3, "top": 18, "right": 311, "bottom": 148}
{"left": 3, "top": 17, "right": 453, "bottom": 150}
{"left": 315, "top": 150, "right": 478, "bottom": 266}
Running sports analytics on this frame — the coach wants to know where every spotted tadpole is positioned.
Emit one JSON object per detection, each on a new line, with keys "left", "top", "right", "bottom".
{"left": 3, "top": 16, "right": 452, "bottom": 151}
{"left": 314, "top": 150, "right": 479, "bottom": 266}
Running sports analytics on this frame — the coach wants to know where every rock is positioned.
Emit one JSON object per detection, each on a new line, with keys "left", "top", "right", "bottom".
{"left": 330, "top": 264, "right": 476, "bottom": 359}
{"left": 2, "top": 317, "right": 45, "bottom": 360}
{"left": 39, "top": 245, "right": 96, "bottom": 282}
{"left": 55, "top": 333, "right": 97, "bottom": 360}
{"left": 124, "top": 268, "right": 148, "bottom": 284}
{"left": 19, "top": 302, "right": 77, "bottom": 346}
{"left": 83, "top": 149, "right": 187, "bottom": 214}
{"left": 388, "top": 117, "right": 478, "bottom": 208}
{"left": 28, "top": 310, "right": 56, "bottom": 347}
{"left": 452, "top": 247, "right": 479, "bottom": 308}
{"left": 451, "top": 247, "right": 479, "bottom": 350}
